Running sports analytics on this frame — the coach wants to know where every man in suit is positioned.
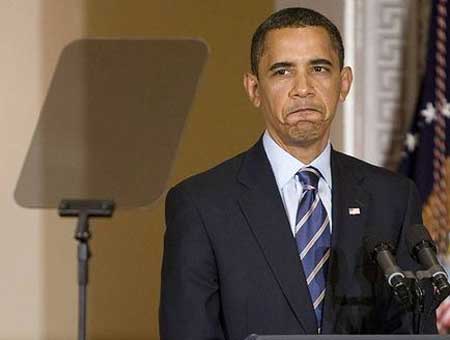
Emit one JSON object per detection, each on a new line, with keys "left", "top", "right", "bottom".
{"left": 160, "top": 7, "right": 437, "bottom": 339}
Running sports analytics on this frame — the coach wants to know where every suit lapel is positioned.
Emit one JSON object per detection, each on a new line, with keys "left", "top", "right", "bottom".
{"left": 237, "top": 140, "right": 318, "bottom": 334}
{"left": 321, "top": 150, "right": 370, "bottom": 333}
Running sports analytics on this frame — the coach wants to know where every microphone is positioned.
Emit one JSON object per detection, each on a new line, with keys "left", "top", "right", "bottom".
{"left": 364, "top": 236, "right": 412, "bottom": 308}
{"left": 406, "top": 224, "right": 450, "bottom": 298}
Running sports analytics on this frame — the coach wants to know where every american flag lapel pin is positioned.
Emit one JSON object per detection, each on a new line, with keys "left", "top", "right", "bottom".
{"left": 348, "top": 207, "right": 361, "bottom": 215}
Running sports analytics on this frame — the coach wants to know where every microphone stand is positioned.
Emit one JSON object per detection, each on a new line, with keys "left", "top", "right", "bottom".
{"left": 415, "top": 268, "right": 450, "bottom": 334}
{"left": 410, "top": 275, "right": 424, "bottom": 335}
{"left": 394, "top": 271, "right": 424, "bottom": 334}
{"left": 398, "top": 268, "right": 450, "bottom": 334}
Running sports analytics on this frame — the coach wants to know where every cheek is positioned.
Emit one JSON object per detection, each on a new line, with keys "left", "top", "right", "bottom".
{"left": 264, "top": 84, "right": 289, "bottom": 115}
{"left": 316, "top": 83, "right": 341, "bottom": 111}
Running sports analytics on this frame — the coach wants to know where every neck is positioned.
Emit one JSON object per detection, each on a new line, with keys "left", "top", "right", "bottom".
{"left": 268, "top": 133, "right": 329, "bottom": 164}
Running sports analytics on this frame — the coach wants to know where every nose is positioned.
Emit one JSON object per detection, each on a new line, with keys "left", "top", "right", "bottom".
{"left": 289, "top": 72, "right": 314, "bottom": 97}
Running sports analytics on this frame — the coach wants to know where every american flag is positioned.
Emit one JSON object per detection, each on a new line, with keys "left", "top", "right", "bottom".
{"left": 399, "top": 0, "right": 450, "bottom": 261}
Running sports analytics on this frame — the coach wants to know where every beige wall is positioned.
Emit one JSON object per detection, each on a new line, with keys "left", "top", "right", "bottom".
{"left": 1, "top": 1, "right": 85, "bottom": 339}
{"left": 1, "top": 1, "right": 271, "bottom": 339}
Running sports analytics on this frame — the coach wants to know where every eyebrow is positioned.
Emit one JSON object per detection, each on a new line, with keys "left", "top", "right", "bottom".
{"left": 310, "top": 58, "right": 333, "bottom": 67}
{"left": 268, "top": 58, "right": 334, "bottom": 72}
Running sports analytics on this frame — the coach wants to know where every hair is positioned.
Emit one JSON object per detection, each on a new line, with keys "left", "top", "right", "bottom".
{"left": 250, "top": 7, "right": 345, "bottom": 75}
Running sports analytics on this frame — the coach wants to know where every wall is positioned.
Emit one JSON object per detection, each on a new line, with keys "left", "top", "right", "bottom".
{"left": 0, "top": 1, "right": 86, "bottom": 339}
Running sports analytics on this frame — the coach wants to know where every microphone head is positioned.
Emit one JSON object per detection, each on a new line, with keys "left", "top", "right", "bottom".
{"left": 406, "top": 224, "right": 436, "bottom": 259}
{"left": 363, "top": 235, "right": 395, "bottom": 261}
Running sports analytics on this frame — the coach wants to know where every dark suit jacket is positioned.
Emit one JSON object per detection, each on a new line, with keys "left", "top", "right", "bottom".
{"left": 160, "top": 139, "right": 437, "bottom": 340}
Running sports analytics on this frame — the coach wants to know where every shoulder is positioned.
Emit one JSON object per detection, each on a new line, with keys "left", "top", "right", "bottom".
{"left": 333, "top": 150, "right": 423, "bottom": 242}
{"left": 333, "top": 149, "right": 415, "bottom": 188}
{"left": 167, "top": 149, "right": 247, "bottom": 203}
{"left": 332, "top": 150, "right": 421, "bottom": 211}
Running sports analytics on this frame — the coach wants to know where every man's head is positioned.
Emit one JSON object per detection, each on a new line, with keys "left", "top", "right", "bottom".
{"left": 243, "top": 8, "right": 352, "bottom": 162}
{"left": 251, "top": 7, "right": 345, "bottom": 76}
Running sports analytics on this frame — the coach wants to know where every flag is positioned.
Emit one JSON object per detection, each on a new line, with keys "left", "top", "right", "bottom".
{"left": 399, "top": 0, "right": 450, "bottom": 262}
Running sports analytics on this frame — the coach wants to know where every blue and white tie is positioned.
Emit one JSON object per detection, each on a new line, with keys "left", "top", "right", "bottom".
{"left": 295, "top": 167, "right": 331, "bottom": 332}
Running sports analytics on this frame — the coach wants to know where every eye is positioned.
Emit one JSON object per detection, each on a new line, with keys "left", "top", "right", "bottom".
{"left": 312, "top": 65, "right": 329, "bottom": 73}
{"left": 273, "top": 68, "right": 290, "bottom": 76}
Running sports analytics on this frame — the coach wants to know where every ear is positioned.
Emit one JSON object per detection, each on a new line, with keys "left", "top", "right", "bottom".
{"left": 339, "top": 66, "right": 353, "bottom": 102}
{"left": 243, "top": 72, "right": 261, "bottom": 108}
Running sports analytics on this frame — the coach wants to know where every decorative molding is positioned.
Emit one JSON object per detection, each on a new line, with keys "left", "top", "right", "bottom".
{"left": 354, "top": 0, "right": 420, "bottom": 169}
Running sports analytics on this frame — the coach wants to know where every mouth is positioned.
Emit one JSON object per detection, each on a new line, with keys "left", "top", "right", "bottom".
{"left": 288, "top": 107, "right": 320, "bottom": 114}
{"left": 286, "top": 107, "right": 322, "bottom": 123}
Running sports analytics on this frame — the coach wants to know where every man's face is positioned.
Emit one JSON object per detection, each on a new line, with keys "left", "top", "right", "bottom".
{"left": 244, "top": 26, "right": 352, "bottom": 150}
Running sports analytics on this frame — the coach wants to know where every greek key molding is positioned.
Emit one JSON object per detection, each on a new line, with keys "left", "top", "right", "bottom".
{"left": 355, "top": 0, "right": 420, "bottom": 169}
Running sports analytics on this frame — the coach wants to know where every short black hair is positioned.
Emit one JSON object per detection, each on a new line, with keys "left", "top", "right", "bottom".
{"left": 250, "top": 7, "right": 345, "bottom": 75}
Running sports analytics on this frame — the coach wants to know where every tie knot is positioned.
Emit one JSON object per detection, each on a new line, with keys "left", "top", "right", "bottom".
{"left": 297, "top": 167, "right": 321, "bottom": 190}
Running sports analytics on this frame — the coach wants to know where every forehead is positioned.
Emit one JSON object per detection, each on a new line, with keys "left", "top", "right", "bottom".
{"left": 260, "top": 26, "right": 338, "bottom": 66}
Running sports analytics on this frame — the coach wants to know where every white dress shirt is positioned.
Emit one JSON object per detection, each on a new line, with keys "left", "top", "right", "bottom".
{"left": 262, "top": 131, "right": 333, "bottom": 235}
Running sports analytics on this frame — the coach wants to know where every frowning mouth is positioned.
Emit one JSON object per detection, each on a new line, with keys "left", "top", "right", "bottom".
{"left": 284, "top": 106, "right": 323, "bottom": 125}
{"left": 288, "top": 107, "right": 321, "bottom": 115}
{"left": 286, "top": 107, "right": 323, "bottom": 120}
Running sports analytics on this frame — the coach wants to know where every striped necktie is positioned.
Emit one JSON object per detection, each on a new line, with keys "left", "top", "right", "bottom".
{"left": 295, "top": 167, "right": 331, "bottom": 332}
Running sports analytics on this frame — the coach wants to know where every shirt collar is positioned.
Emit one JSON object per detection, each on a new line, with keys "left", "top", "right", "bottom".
{"left": 262, "top": 130, "right": 332, "bottom": 190}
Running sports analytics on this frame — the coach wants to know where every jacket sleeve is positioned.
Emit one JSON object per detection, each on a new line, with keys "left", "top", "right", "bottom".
{"left": 159, "top": 185, "right": 225, "bottom": 340}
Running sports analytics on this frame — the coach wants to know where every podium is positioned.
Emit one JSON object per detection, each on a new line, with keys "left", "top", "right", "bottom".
{"left": 246, "top": 335, "right": 447, "bottom": 340}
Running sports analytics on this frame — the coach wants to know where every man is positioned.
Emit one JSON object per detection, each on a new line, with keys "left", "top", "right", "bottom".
{"left": 160, "top": 7, "right": 437, "bottom": 339}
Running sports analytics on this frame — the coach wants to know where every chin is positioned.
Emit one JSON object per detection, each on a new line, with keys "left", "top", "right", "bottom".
{"left": 286, "top": 125, "right": 322, "bottom": 145}
{"left": 286, "top": 134, "right": 321, "bottom": 148}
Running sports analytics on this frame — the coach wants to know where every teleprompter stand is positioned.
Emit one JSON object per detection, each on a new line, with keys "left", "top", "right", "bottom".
{"left": 59, "top": 199, "right": 114, "bottom": 340}
{"left": 15, "top": 38, "right": 208, "bottom": 340}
